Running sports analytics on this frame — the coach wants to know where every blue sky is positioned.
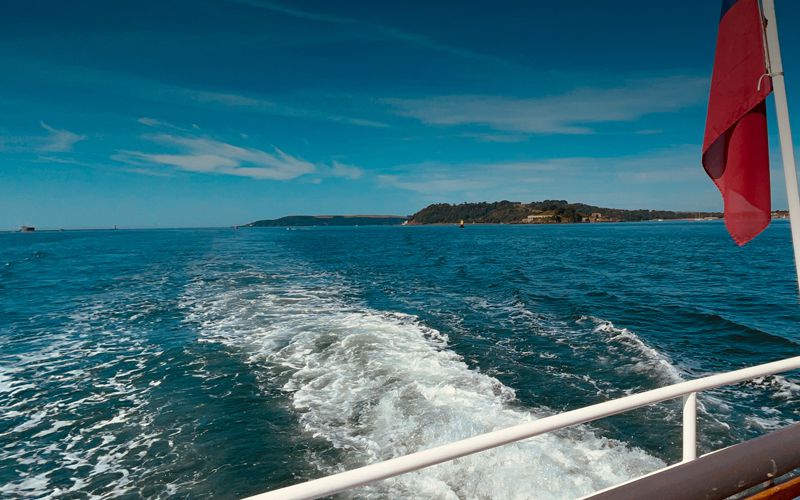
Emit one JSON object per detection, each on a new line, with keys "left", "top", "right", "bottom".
{"left": 2, "top": 0, "right": 799, "bottom": 229}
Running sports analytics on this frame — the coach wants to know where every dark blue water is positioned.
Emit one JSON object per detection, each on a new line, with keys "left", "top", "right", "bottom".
{"left": 2, "top": 221, "right": 799, "bottom": 498}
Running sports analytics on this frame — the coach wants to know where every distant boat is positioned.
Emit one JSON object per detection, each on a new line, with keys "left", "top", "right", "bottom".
{"left": 19, "top": 226, "right": 35, "bottom": 232}
{"left": 459, "top": 220, "right": 464, "bottom": 228}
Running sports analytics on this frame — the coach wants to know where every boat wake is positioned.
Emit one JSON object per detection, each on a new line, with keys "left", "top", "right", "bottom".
{"left": 182, "top": 267, "right": 664, "bottom": 499}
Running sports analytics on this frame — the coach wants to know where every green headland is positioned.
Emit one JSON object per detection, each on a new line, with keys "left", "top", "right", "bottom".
{"left": 246, "top": 200, "right": 722, "bottom": 227}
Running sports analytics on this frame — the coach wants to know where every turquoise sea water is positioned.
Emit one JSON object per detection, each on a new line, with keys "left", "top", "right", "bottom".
{"left": 2, "top": 221, "right": 799, "bottom": 499}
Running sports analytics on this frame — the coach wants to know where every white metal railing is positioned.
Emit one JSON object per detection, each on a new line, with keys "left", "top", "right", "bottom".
{"left": 245, "top": 356, "right": 800, "bottom": 500}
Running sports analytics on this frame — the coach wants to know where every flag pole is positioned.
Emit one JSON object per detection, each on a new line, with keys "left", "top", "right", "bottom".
{"left": 762, "top": 0, "right": 800, "bottom": 293}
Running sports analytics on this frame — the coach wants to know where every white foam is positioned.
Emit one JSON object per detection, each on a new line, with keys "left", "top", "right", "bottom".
{"left": 12, "top": 411, "right": 47, "bottom": 434}
{"left": 745, "top": 414, "right": 793, "bottom": 432}
{"left": 0, "top": 291, "right": 169, "bottom": 498}
{"left": 0, "top": 472, "right": 50, "bottom": 497}
{"left": 578, "top": 316, "right": 684, "bottom": 384}
{"left": 184, "top": 271, "right": 665, "bottom": 498}
{"left": 31, "top": 420, "right": 72, "bottom": 438}
{"left": 750, "top": 375, "right": 800, "bottom": 399}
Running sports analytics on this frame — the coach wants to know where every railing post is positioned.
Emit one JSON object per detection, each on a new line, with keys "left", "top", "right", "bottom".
{"left": 682, "top": 392, "right": 697, "bottom": 462}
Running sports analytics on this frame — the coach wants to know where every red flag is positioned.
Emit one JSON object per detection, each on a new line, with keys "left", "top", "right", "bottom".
{"left": 703, "top": 0, "right": 773, "bottom": 245}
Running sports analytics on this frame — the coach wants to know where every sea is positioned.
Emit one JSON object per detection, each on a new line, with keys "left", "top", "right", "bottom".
{"left": 2, "top": 220, "right": 799, "bottom": 499}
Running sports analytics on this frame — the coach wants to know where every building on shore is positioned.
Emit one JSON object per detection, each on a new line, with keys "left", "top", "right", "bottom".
{"left": 583, "top": 212, "right": 621, "bottom": 223}
{"left": 523, "top": 213, "right": 558, "bottom": 224}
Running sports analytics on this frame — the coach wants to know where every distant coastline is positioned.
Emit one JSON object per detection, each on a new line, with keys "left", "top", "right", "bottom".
{"left": 5, "top": 205, "right": 790, "bottom": 232}
{"left": 245, "top": 215, "right": 408, "bottom": 227}
{"left": 241, "top": 202, "right": 795, "bottom": 228}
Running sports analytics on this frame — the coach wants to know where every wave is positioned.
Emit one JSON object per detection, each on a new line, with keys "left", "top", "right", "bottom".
{"left": 687, "top": 310, "right": 799, "bottom": 349}
{"left": 432, "top": 296, "right": 685, "bottom": 391}
{"left": 182, "top": 269, "right": 664, "bottom": 498}
{"left": 578, "top": 315, "right": 684, "bottom": 385}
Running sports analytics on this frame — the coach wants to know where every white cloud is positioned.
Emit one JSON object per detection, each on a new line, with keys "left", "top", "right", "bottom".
{"left": 39, "top": 122, "right": 86, "bottom": 152}
{"left": 188, "top": 89, "right": 267, "bottom": 108}
{"left": 118, "top": 166, "right": 175, "bottom": 177}
{"left": 118, "top": 134, "right": 316, "bottom": 180}
{"left": 327, "top": 161, "right": 364, "bottom": 179}
{"left": 378, "top": 161, "right": 558, "bottom": 194}
{"left": 0, "top": 122, "right": 85, "bottom": 153}
{"left": 137, "top": 117, "right": 164, "bottom": 127}
{"left": 386, "top": 76, "right": 708, "bottom": 135}
{"left": 115, "top": 130, "right": 366, "bottom": 182}
{"left": 377, "top": 146, "right": 709, "bottom": 204}
{"left": 137, "top": 116, "right": 206, "bottom": 133}
{"left": 463, "top": 133, "right": 529, "bottom": 143}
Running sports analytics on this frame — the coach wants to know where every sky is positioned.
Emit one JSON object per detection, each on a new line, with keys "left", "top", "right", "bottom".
{"left": 2, "top": 0, "right": 800, "bottom": 229}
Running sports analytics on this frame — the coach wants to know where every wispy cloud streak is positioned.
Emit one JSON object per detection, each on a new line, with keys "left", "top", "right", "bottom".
{"left": 386, "top": 76, "right": 709, "bottom": 134}
{"left": 378, "top": 161, "right": 558, "bottom": 194}
{"left": 118, "top": 134, "right": 316, "bottom": 180}
{"left": 116, "top": 127, "right": 364, "bottom": 182}
{"left": 182, "top": 88, "right": 387, "bottom": 128}
{"left": 12, "top": 61, "right": 387, "bottom": 129}
{"left": 0, "top": 122, "right": 86, "bottom": 153}
{"left": 378, "top": 146, "right": 705, "bottom": 197}
{"left": 227, "top": 0, "right": 514, "bottom": 67}
{"left": 39, "top": 122, "right": 86, "bottom": 152}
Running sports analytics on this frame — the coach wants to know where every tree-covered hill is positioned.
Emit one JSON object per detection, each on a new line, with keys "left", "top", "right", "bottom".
{"left": 407, "top": 200, "right": 721, "bottom": 224}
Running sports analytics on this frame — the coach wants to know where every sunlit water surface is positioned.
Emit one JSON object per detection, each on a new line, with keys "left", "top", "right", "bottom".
{"left": 2, "top": 221, "right": 799, "bottom": 498}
